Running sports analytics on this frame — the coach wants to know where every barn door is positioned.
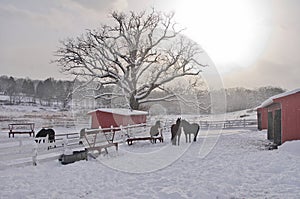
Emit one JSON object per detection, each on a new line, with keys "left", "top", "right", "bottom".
{"left": 267, "top": 112, "right": 274, "bottom": 140}
{"left": 258, "top": 112, "right": 262, "bottom": 130}
{"left": 297, "top": 110, "right": 300, "bottom": 132}
{"left": 274, "top": 109, "right": 282, "bottom": 145}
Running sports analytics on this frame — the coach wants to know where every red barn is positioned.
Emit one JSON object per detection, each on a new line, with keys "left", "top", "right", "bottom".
{"left": 258, "top": 89, "right": 300, "bottom": 145}
{"left": 257, "top": 107, "right": 268, "bottom": 130}
{"left": 88, "top": 108, "right": 148, "bottom": 129}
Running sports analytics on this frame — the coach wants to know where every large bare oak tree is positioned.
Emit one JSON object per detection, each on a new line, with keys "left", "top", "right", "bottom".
{"left": 54, "top": 10, "right": 206, "bottom": 110}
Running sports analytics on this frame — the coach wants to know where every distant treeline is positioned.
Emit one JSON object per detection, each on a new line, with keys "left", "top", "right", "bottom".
{"left": 144, "top": 86, "right": 286, "bottom": 114}
{"left": 224, "top": 87, "right": 285, "bottom": 112}
{"left": 0, "top": 75, "right": 73, "bottom": 108}
{"left": 0, "top": 75, "right": 286, "bottom": 112}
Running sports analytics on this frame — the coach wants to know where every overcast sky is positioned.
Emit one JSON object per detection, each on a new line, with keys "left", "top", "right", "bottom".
{"left": 0, "top": 0, "right": 299, "bottom": 90}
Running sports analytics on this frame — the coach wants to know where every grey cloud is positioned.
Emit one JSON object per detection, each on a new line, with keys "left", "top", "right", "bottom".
{"left": 223, "top": 59, "right": 300, "bottom": 90}
{"left": 0, "top": 0, "right": 299, "bottom": 90}
{"left": 72, "top": 0, "right": 112, "bottom": 10}
{"left": 72, "top": 0, "right": 129, "bottom": 12}
{"left": 0, "top": 1, "right": 108, "bottom": 31}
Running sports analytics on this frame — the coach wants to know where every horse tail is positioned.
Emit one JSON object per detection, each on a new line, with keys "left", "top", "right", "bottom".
{"left": 193, "top": 125, "right": 200, "bottom": 142}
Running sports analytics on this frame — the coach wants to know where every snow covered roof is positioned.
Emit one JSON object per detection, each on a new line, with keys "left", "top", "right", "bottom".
{"left": 259, "top": 88, "right": 300, "bottom": 108}
{"left": 88, "top": 108, "right": 148, "bottom": 116}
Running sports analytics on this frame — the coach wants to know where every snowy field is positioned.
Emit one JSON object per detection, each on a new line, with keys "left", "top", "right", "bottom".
{"left": 0, "top": 105, "right": 300, "bottom": 198}
{"left": 0, "top": 130, "right": 300, "bottom": 198}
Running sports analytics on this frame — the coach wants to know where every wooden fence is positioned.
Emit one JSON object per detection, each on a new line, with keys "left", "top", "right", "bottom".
{"left": 161, "top": 118, "right": 257, "bottom": 129}
{"left": 0, "top": 119, "right": 257, "bottom": 168}
{"left": 0, "top": 132, "right": 84, "bottom": 169}
{"left": 80, "top": 123, "right": 150, "bottom": 146}
{"left": 199, "top": 119, "right": 257, "bottom": 129}
{"left": 0, "top": 123, "right": 151, "bottom": 168}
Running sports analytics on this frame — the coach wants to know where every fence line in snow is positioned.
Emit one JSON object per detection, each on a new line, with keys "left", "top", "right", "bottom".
{"left": 161, "top": 118, "right": 257, "bottom": 129}
{"left": 0, "top": 119, "right": 257, "bottom": 169}
{"left": 81, "top": 123, "right": 151, "bottom": 145}
{"left": 0, "top": 123, "right": 153, "bottom": 168}
{"left": 198, "top": 119, "right": 257, "bottom": 129}
{"left": 0, "top": 132, "right": 84, "bottom": 168}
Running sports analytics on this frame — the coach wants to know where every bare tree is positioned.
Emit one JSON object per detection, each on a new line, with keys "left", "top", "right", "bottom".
{"left": 7, "top": 76, "right": 17, "bottom": 104}
{"left": 54, "top": 9, "right": 207, "bottom": 110}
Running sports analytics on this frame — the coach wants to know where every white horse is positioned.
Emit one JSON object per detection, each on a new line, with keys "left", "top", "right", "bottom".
{"left": 181, "top": 119, "right": 200, "bottom": 143}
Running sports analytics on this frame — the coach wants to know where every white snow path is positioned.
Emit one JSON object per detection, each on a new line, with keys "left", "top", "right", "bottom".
{"left": 0, "top": 130, "right": 300, "bottom": 199}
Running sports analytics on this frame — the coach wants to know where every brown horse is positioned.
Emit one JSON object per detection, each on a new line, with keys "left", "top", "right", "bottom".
{"left": 171, "top": 118, "right": 182, "bottom": 145}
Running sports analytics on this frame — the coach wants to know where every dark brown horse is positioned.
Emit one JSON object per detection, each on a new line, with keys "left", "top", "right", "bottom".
{"left": 171, "top": 118, "right": 182, "bottom": 145}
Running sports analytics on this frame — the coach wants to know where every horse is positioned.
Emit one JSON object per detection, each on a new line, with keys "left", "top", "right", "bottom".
{"left": 35, "top": 128, "right": 56, "bottom": 144}
{"left": 150, "top": 121, "right": 161, "bottom": 137}
{"left": 149, "top": 120, "right": 162, "bottom": 144}
{"left": 181, "top": 119, "right": 200, "bottom": 143}
{"left": 171, "top": 118, "right": 182, "bottom": 145}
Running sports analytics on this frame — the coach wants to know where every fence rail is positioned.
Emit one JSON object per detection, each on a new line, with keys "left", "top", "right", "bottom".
{"left": 81, "top": 123, "right": 150, "bottom": 147}
{"left": 0, "top": 131, "right": 84, "bottom": 169}
{"left": 0, "top": 123, "right": 151, "bottom": 168}
{"left": 161, "top": 118, "right": 257, "bottom": 129}
{"left": 199, "top": 119, "right": 257, "bottom": 129}
{"left": 55, "top": 132, "right": 80, "bottom": 140}
{"left": 0, "top": 119, "right": 257, "bottom": 169}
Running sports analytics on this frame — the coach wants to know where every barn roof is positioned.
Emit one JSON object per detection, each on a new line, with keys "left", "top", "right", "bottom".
{"left": 259, "top": 88, "right": 300, "bottom": 108}
{"left": 87, "top": 108, "right": 148, "bottom": 116}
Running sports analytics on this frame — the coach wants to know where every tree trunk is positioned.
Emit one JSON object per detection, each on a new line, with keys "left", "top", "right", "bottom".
{"left": 129, "top": 95, "right": 139, "bottom": 110}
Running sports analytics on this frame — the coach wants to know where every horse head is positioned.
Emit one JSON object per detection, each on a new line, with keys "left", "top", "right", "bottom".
{"left": 176, "top": 118, "right": 181, "bottom": 125}
{"left": 155, "top": 120, "right": 161, "bottom": 127}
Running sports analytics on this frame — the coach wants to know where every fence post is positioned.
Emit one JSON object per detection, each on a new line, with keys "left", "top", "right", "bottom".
{"left": 32, "top": 142, "right": 38, "bottom": 166}
{"left": 120, "top": 125, "right": 123, "bottom": 139}
{"left": 127, "top": 124, "right": 130, "bottom": 137}
{"left": 243, "top": 119, "right": 246, "bottom": 127}
{"left": 120, "top": 125, "right": 126, "bottom": 143}
{"left": 110, "top": 125, "right": 114, "bottom": 143}
{"left": 63, "top": 138, "right": 72, "bottom": 155}
{"left": 63, "top": 137, "right": 67, "bottom": 151}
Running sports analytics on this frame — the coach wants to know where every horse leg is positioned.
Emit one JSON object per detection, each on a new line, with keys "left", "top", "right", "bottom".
{"left": 185, "top": 134, "right": 188, "bottom": 143}
{"left": 171, "top": 135, "right": 175, "bottom": 145}
{"left": 194, "top": 127, "right": 199, "bottom": 142}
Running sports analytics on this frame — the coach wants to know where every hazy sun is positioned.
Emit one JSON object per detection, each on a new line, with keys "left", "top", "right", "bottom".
{"left": 174, "top": 0, "right": 271, "bottom": 73}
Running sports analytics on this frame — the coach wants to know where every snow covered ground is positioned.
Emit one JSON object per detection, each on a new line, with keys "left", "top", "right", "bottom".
{"left": 0, "top": 105, "right": 299, "bottom": 198}
{"left": 0, "top": 129, "right": 300, "bottom": 198}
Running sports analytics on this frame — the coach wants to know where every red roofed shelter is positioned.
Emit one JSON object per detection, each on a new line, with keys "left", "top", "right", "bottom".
{"left": 258, "top": 89, "right": 300, "bottom": 145}
{"left": 88, "top": 108, "right": 148, "bottom": 129}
